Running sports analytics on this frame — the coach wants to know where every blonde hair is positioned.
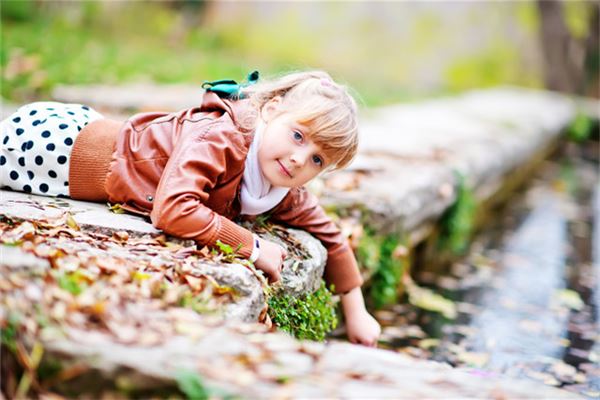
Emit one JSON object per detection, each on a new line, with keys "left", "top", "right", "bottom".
{"left": 240, "top": 71, "right": 359, "bottom": 170}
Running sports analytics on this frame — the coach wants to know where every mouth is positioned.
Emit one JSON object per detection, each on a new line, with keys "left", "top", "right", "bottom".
{"left": 277, "top": 160, "right": 293, "bottom": 178}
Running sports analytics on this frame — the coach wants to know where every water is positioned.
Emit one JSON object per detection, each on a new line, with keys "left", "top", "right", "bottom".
{"left": 376, "top": 141, "right": 599, "bottom": 398}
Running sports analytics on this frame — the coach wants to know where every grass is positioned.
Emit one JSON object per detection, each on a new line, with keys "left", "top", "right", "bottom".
{"left": 1, "top": 1, "right": 556, "bottom": 108}
{"left": 1, "top": 2, "right": 255, "bottom": 102}
{"left": 1, "top": 2, "right": 379, "bottom": 105}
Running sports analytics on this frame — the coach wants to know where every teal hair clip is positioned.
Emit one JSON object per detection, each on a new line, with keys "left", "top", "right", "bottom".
{"left": 202, "top": 70, "right": 259, "bottom": 99}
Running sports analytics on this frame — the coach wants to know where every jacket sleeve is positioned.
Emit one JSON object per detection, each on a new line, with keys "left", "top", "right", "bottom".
{"left": 269, "top": 187, "right": 363, "bottom": 294}
{"left": 150, "top": 122, "right": 254, "bottom": 258}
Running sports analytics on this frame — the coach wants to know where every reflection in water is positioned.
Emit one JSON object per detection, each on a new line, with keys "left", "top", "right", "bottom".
{"left": 376, "top": 145, "right": 599, "bottom": 397}
{"left": 467, "top": 192, "right": 568, "bottom": 372}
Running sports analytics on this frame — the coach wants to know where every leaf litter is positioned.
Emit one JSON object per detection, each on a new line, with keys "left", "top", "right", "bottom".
{"left": 0, "top": 212, "right": 267, "bottom": 395}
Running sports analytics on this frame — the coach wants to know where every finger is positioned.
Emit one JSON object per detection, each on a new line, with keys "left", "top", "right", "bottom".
{"left": 270, "top": 270, "right": 281, "bottom": 283}
{"left": 279, "top": 246, "right": 288, "bottom": 259}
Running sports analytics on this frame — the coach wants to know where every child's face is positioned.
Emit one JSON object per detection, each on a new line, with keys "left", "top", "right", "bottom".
{"left": 258, "top": 112, "right": 328, "bottom": 188}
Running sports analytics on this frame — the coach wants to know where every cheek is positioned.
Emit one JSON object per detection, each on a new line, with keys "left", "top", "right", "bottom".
{"left": 296, "top": 168, "right": 319, "bottom": 184}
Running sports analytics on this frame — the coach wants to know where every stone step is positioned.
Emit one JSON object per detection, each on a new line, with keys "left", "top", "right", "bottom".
{"left": 318, "top": 87, "right": 595, "bottom": 241}
{"left": 0, "top": 242, "right": 578, "bottom": 399}
{"left": 40, "top": 326, "right": 577, "bottom": 398}
{"left": 0, "top": 190, "right": 326, "bottom": 322}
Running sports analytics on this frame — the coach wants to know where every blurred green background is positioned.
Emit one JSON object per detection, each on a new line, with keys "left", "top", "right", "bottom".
{"left": 1, "top": 0, "right": 598, "bottom": 107}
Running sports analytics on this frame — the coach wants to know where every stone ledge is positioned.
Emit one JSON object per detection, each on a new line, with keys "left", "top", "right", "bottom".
{"left": 0, "top": 190, "right": 326, "bottom": 322}
{"left": 28, "top": 321, "right": 578, "bottom": 398}
{"left": 318, "top": 87, "right": 596, "bottom": 241}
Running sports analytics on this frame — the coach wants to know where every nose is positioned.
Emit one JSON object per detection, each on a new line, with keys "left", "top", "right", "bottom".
{"left": 290, "top": 150, "right": 309, "bottom": 167}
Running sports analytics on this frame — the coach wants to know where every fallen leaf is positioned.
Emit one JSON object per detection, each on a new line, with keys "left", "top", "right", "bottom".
{"left": 554, "top": 289, "right": 584, "bottom": 311}
{"left": 65, "top": 213, "right": 79, "bottom": 231}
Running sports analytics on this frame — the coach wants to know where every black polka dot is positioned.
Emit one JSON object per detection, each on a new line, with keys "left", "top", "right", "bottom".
{"left": 29, "top": 110, "right": 37, "bottom": 116}
{"left": 47, "top": 107, "right": 55, "bottom": 111}
{"left": 12, "top": 117, "right": 21, "bottom": 123}
{"left": 64, "top": 138, "right": 73, "bottom": 146}
{"left": 26, "top": 141, "right": 33, "bottom": 150}
{"left": 48, "top": 170, "right": 57, "bottom": 178}
{"left": 82, "top": 106, "right": 89, "bottom": 110}
{"left": 16, "top": 128, "right": 24, "bottom": 135}
{"left": 3, "top": 136, "right": 8, "bottom": 145}
{"left": 67, "top": 111, "right": 75, "bottom": 115}
{"left": 39, "top": 183, "right": 49, "bottom": 193}
{"left": 23, "top": 185, "right": 32, "bottom": 193}
{"left": 21, "top": 142, "right": 28, "bottom": 151}
{"left": 10, "top": 171, "right": 19, "bottom": 180}
{"left": 32, "top": 120, "right": 41, "bottom": 126}
{"left": 64, "top": 181, "right": 69, "bottom": 186}
{"left": 57, "top": 155, "right": 67, "bottom": 164}
{"left": 77, "top": 126, "right": 82, "bottom": 131}
{"left": 35, "top": 156, "right": 43, "bottom": 166}
{"left": 0, "top": 156, "right": 5, "bottom": 166}
{"left": 49, "top": 114, "right": 59, "bottom": 117}
{"left": 18, "top": 157, "right": 25, "bottom": 167}
{"left": 59, "top": 124, "right": 68, "bottom": 130}
{"left": 27, "top": 171, "right": 34, "bottom": 179}
{"left": 41, "top": 131, "right": 51, "bottom": 138}
{"left": 46, "top": 143, "right": 55, "bottom": 151}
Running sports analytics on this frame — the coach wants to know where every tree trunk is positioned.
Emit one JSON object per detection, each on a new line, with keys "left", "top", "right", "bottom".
{"left": 537, "top": 1, "right": 600, "bottom": 97}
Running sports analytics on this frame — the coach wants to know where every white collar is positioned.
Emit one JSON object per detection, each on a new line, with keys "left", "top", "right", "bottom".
{"left": 240, "top": 121, "right": 289, "bottom": 215}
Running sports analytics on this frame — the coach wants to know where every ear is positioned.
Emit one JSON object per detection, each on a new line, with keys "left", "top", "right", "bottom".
{"left": 260, "top": 96, "right": 282, "bottom": 122}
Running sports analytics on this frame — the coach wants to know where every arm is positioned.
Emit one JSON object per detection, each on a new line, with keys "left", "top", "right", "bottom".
{"left": 270, "top": 188, "right": 381, "bottom": 346}
{"left": 270, "top": 187, "right": 363, "bottom": 294}
{"left": 151, "top": 124, "right": 254, "bottom": 257}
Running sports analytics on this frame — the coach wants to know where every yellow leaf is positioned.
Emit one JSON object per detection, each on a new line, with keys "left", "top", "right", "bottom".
{"left": 555, "top": 289, "right": 584, "bottom": 311}
{"left": 107, "top": 203, "right": 126, "bottom": 214}
{"left": 66, "top": 213, "right": 80, "bottom": 231}
{"left": 407, "top": 283, "right": 457, "bottom": 319}
{"left": 132, "top": 271, "right": 151, "bottom": 281}
{"left": 418, "top": 338, "right": 440, "bottom": 349}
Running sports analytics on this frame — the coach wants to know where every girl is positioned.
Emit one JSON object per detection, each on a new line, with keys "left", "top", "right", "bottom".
{"left": 0, "top": 70, "right": 381, "bottom": 346}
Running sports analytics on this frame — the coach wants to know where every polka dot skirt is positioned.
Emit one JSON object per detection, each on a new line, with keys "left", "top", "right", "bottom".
{"left": 0, "top": 102, "right": 103, "bottom": 197}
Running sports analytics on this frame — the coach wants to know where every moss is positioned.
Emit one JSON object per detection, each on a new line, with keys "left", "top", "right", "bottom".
{"left": 437, "top": 172, "right": 477, "bottom": 256}
{"left": 355, "top": 228, "right": 409, "bottom": 309}
{"left": 0, "top": 311, "right": 20, "bottom": 353}
{"left": 175, "top": 369, "right": 236, "bottom": 400}
{"left": 267, "top": 281, "right": 338, "bottom": 341}
{"left": 567, "top": 112, "right": 596, "bottom": 143}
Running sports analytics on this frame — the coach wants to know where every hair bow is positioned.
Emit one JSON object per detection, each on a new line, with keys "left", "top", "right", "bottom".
{"left": 202, "top": 70, "right": 259, "bottom": 99}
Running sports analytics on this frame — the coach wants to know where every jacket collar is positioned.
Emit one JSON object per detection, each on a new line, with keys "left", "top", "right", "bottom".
{"left": 200, "top": 91, "right": 256, "bottom": 146}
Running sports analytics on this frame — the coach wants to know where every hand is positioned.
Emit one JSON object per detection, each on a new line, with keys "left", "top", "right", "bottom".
{"left": 345, "top": 308, "right": 381, "bottom": 347}
{"left": 341, "top": 287, "right": 381, "bottom": 347}
{"left": 254, "top": 238, "right": 287, "bottom": 283}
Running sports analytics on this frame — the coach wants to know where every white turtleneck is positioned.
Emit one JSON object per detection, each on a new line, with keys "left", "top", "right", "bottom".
{"left": 240, "top": 121, "right": 289, "bottom": 215}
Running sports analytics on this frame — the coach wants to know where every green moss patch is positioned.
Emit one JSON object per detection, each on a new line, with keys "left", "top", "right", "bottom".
{"left": 267, "top": 282, "right": 338, "bottom": 341}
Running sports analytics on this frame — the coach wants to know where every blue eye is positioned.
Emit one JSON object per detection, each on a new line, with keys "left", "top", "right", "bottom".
{"left": 293, "top": 131, "right": 303, "bottom": 141}
{"left": 312, "top": 155, "right": 323, "bottom": 166}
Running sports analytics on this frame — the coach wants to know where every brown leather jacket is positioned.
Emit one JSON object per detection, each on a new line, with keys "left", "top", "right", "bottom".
{"left": 68, "top": 92, "right": 363, "bottom": 293}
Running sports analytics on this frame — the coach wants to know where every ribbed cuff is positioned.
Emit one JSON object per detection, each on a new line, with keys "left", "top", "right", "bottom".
{"left": 216, "top": 216, "right": 254, "bottom": 258}
{"left": 323, "top": 242, "right": 364, "bottom": 294}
